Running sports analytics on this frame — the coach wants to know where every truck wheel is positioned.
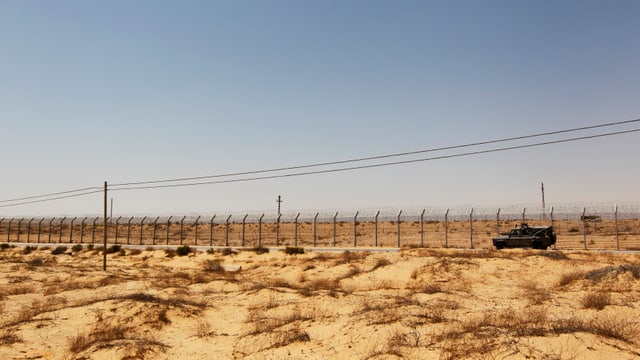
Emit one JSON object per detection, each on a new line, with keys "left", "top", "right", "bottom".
{"left": 495, "top": 243, "right": 505, "bottom": 250}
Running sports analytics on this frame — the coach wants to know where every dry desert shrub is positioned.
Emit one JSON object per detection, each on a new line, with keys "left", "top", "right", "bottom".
{"left": 0, "top": 283, "right": 36, "bottom": 297}
{"left": 581, "top": 291, "right": 612, "bottom": 310}
{"left": 68, "top": 322, "right": 168, "bottom": 357}
{"left": 370, "top": 258, "right": 392, "bottom": 271}
{"left": 0, "top": 329, "right": 21, "bottom": 346}
{"left": 194, "top": 320, "right": 215, "bottom": 337}
{"left": 202, "top": 258, "right": 224, "bottom": 272}
{"left": 298, "top": 277, "right": 341, "bottom": 297}
{"left": 557, "top": 271, "right": 586, "bottom": 287}
{"left": 520, "top": 280, "right": 552, "bottom": 305}
{"left": 585, "top": 264, "right": 640, "bottom": 282}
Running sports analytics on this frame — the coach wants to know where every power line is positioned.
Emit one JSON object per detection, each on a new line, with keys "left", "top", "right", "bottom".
{"left": 109, "top": 127, "right": 640, "bottom": 192}
{"left": 109, "top": 118, "right": 640, "bottom": 188}
{"left": 0, "top": 186, "right": 102, "bottom": 204}
{"left": 0, "top": 190, "right": 103, "bottom": 208}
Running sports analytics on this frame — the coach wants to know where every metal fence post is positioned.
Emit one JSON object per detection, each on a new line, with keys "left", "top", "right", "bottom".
{"left": 209, "top": 215, "right": 216, "bottom": 246}
{"left": 522, "top": 207, "right": 526, "bottom": 223}
{"left": 152, "top": 217, "right": 159, "bottom": 245}
{"left": 420, "top": 209, "right": 425, "bottom": 247}
{"left": 80, "top": 217, "right": 87, "bottom": 243}
{"left": 7, "top": 218, "right": 13, "bottom": 242}
{"left": 114, "top": 216, "right": 121, "bottom": 244}
{"left": 27, "top": 218, "right": 34, "bottom": 243}
{"left": 496, "top": 208, "right": 501, "bottom": 235}
{"left": 275, "top": 214, "right": 281, "bottom": 247}
{"left": 582, "top": 207, "right": 587, "bottom": 250}
{"left": 194, "top": 215, "right": 201, "bottom": 246}
{"left": 444, "top": 209, "right": 449, "bottom": 248}
{"left": 225, "top": 215, "right": 232, "bottom": 247}
{"left": 48, "top": 218, "right": 55, "bottom": 243}
{"left": 17, "top": 218, "right": 24, "bottom": 242}
{"left": 59, "top": 217, "right": 66, "bottom": 243}
{"left": 242, "top": 214, "right": 247, "bottom": 247}
{"left": 615, "top": 205, "right": 619, "bottom": 251}
{"left": 91, "top": 217, "right": 98, "bottom": 244}
{"left": 397, "top": 210, "right": 402, "bottom": 247}
{"left": 353, "top": 211, "right": 359, "bottom": 247}
{"left": 127, "top": 217, "right": 133, "bottom": 245}
{"left": 294, "top": 213, "right": 300, "bottom": 247}
{"left": 179, "top": 216, "right": 186, "bottom": 245}
{"left": 333, "top": 212, "right": 338, "bottom": 247}
{"left": 0, "top": 219, "right": 3, "bottom": 240}
{"left": 469, "top": 208, "right": 474, "bottom": 249}
{"left": 166, "top": 216, "right": 173, "bottom": 245}
{"left": 550, "top": 206, "right": 554, "bottom": 227}
{"left": 70, "top": 217, "right": 77, "bottom": 243}
{"left": 258, "top": 214, "right": 264, "bottom": 247}
{"left": 375, "top": 210, "right": 380, "bottom": 247}
{"left": 38, "top": 218, "right": 44, "bottom": 243}
{"left": 139, "top": 216, "right": 146, "bottom": 245}
{"left": 313, "top": 212, "right": 319, "bottom": 247}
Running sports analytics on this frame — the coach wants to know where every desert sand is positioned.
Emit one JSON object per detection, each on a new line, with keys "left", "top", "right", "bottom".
{"left": 0, "top": 245, "right": 639, "bottom": 359}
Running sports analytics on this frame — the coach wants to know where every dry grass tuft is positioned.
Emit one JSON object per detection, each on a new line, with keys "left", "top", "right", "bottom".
{"left": 581, "top": 291, "right": 612, "bottom": 310}
{"left": 557, "top": 271, "right": 585, "bottom": 287}
{"left": 521, "top": 280, "right": 552, "bottom": 305}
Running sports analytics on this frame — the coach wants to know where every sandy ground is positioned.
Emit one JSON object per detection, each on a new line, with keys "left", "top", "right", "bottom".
{"left": 1, "top": 245, "right": 639, "bottom": 359}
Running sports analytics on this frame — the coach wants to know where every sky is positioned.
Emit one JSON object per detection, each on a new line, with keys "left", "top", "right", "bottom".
{"left": 1, "top": 0, "right": 639, "bottom": 217}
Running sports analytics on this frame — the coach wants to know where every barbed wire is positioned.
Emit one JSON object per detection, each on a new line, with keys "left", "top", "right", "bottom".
{"left": 2, "top": 202, "right": 637, "bottom": 222}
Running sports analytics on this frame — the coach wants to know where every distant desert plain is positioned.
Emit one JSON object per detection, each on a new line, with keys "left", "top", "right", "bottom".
{"left": 1, "top": 243, "right": 639, "bottom": 359}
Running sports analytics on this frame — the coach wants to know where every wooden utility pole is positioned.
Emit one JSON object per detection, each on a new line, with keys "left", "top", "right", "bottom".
{"left": 103, "top": 181, "right": 108, "bottom": 271}
{"left": 277, "top": 195, "right": 282, "bottom": 216}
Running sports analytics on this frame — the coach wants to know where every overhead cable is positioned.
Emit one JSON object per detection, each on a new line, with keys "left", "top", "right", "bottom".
{"left": 109, "top": 118, "right": 640, "bottom": 187}
{"left": 109, "top": 127, "right": 640, "bottom": 191}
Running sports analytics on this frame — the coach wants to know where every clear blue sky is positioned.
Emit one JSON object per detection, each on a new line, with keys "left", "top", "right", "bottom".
{"left": 1, "top": 0, "right": 639, "bottom": 217}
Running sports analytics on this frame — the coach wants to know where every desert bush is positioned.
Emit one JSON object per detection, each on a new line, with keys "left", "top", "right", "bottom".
{"left": 22, "top": 246, "right": 36, "bottom": 255}
{"left": 585, "top": 264, "right": 640, "bottom": 282}
{"left": 557, "top": 271, "right": 585, "bottom": 287}
{"left": 0, "top": 243, "right": 11, "bottom": 250}
{"left": 371, "top": 258, "right": 392, "bottom": 271}
{"left": 420, "top": 282, "right": 444, "bottom": 294}
{"left": 104, "top": 245, "right": 121, "bottom": 254}
{"left": 176, "top": 245, "right": 192, "bottom": 256}
{"left": 27, "top": 257, "right": 44, "bottom": 269}
{"left": 284, "top": 246, "right": 304, "bottom": 255}
{"left": 581, "top": 291, "right": 611, "bottom": 310}
{"left": 252, "top": 246, "right": 269, "bottom": 254}
{"left": 51, "top": 246, "right": 68, "bottom": 255}
{"left": 587, "top": 313, "right": 638, "bottom": 343}
{"left": 71, "top": 244, "right": 83, "bottom": 252}
{"left": 87, "top": 243, "right": 94, "bottom": 250}
{"left": 521, "top": 280, "right": 552, "bottom": 305}
{"left": 202, "top": 259, "right": 224, "bottom": 272}
{"left": 165, "top": 249, "right": 176, "bottom": 258}
{"left": 534, "top": 251, "right": 569, "bottom": 260}
{"left": 0, "top": 329, "right": 20, "bottom": 346}
{"left": 221, "top": 247, "right": 237, "bottom": 256}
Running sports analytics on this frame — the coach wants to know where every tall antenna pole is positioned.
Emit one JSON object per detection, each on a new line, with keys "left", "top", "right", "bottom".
{"left": 541, "top": 182, "right": 546, "bottom": 220}
{"left": 103, "top": 181, "right": 108, "bottom": 271}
